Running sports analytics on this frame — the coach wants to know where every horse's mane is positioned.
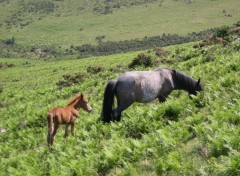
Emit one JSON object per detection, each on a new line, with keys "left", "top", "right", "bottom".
{"left": 171, "top": 69, "right": 197, "bottom": 92}
{"left": 67, "top": 94, "right": 81, "bottom": 106}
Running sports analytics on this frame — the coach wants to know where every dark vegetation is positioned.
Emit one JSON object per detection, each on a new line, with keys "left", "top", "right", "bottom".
{"left": 73, "top": 23, "right": 240, "bottom": 58}
{"left": 92, "top": 0, "right": 159, "bottom": 14}
{"left": 93, "top": 23, "right": 240, "bottom": 58}
{"left": 22, "top": 0, "right": 55, "bottom": 14}
{"left": 4, "top": 0, "right": 55, "bottom": 29}
{"left": 73, "top": 30, "right": 209, "bottom": 58}
{"left": 0, "top": 62, "right": 15, "bottom": 69}
{"left": 128, "top": 53, "right": 154, "bottom": 68}
{"left": 2, "top": 0, "right": 159, "bottom": 29}
{"left": 56, "top": 72, "right": 88, "bottom": 89}
{"left": 87, "top": 66, "right": 105, "bottom": 74}
{"left": 1, "top": 23, "right": 239, "bottom": 60}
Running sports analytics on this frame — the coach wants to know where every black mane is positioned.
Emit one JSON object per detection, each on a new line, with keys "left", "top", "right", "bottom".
{"left": 171, "top": 69, "right": 197, "bottom": 93}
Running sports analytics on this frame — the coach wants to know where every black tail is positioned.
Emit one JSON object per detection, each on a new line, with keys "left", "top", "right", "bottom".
{"left": 101, "top": 80, "right": 117, "bottom": 123}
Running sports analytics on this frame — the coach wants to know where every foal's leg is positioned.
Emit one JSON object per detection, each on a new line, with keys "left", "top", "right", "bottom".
{"left": 71, "top": 121, "right": 76, "bottom": 136}
{"left": 47, "top": 114, "right": 54, "bottom": 146}
{"left": 47, "top": 124, "right": 54, "bottom": 146}
{"left": 64, "top": 124, "right": 69, "bottom": 138}
{"left": 51, "top": 123, "right": 59, "bottom": 145}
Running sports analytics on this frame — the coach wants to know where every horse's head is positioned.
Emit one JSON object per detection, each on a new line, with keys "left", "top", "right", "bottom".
{"left": 188, "top": 78, "right": 204, "bottom": 99}
{"left": 76, "top": 93, "right": 93, "bottom": 112}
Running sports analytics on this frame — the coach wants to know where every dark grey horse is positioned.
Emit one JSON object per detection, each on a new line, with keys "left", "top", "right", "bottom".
{"left": 101, "top": 67, "right": 203, "bottom": 123}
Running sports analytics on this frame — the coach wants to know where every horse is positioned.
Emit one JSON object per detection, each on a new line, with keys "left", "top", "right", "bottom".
{"left": 47, "top": 93, "right": 92, "bottom": 146}
{"left": 101, "top": 67, "right": 203, "bottom": 123}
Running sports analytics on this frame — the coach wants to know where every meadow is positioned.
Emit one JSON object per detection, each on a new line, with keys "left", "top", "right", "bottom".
{"left": 0, "top": 0, "right": 240, "bottom": 48}
{"left": 0, "top": 41, "right": 240, "bottom": 175}
{"left": 1, "top": 0, "right": 240, "bottom": 175}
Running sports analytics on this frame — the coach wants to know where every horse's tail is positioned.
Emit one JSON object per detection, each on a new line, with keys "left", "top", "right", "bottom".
{"left": 101, "top": 79, "right": 117, "bottom": 123}
{"left": 47, "top": 113, "right": 54, "bottom": 145}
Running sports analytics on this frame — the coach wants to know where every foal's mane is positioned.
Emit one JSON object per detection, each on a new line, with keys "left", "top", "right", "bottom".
{"left": 171, "top": 69, "right": 197, "bottom": 92}
{"left": 67, "top": 94, "right": 81, "bottom": 106}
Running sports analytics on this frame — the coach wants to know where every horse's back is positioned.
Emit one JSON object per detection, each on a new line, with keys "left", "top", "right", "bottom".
{"left": 115, "top": 69, "right": 174, "bottom": 103}
{"left": 116, "top": 71, "right": 160, "bottom": 102}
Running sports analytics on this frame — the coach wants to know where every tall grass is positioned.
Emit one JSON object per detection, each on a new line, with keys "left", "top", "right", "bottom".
{"left": 0, "top": 41, "right": 240, "bottom": 175}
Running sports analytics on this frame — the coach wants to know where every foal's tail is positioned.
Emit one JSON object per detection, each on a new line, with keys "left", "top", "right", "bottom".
{"left": 47, "top": 113, "right": 54, "bottom": 145}
{"left": 101, "top": 79, "right": 117, "bottom": 123}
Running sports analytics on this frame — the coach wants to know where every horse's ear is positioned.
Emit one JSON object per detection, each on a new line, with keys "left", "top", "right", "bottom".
{"left": 196, "top": 78, "right": 204, "bottom": 91}
{"left": 197, "top": 78, "right": 201, "bottom": 85}
{"left": 80, "top": 93, "right": 83, "bottom": 98}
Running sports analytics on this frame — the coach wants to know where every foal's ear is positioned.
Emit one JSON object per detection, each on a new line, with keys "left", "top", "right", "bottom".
{"left": 80, "top": 93, "right": 83, "bottom": 98}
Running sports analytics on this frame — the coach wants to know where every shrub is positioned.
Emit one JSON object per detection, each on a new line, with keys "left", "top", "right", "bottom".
{"left": 56, "top": 72, "right": 87, "bottom": 89}
{"left": 109, "top": 64, "right": 127, "bottom": 73}
{"left": 3, "top": 37, "right": 15, "bottom": 45}
{"left": 215, "top": 26, "right": 230, "bottom": 38}
{"left": 128, "top": 53, "right": 153, "bottom": 68}
{"left": 154, "top": 47, "right": 170, "bottom": 57}
{"left": 23, "top": 0, "right": 55, "bottom": 14}
{"left": 87, "top": 66, "right": 105, "bottom": 74}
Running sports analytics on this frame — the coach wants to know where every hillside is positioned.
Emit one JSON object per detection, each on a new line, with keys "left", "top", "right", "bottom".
{"left": 0, "top": 0, "right": 240, "bottom": 49}
{"left": 0, "top": 40, "right": 240, "bottom": 175}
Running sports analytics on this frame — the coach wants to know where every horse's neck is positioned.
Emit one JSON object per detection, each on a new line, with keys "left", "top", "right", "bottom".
{"left": 172, "top": 71, "right": 196, "bottom": 92}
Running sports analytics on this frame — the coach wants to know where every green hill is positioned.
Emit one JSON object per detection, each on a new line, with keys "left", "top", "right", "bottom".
{"left": 1, "top": 0, "right": 240, "bottom": 49}
{"left": 0, "top": 0, "right": 240, "bottom": 175}
{"left": 0, "top": 41, "right": 240, "bottom": 175}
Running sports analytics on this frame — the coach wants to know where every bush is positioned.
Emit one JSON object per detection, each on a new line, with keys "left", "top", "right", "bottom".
{"left": 215, "top": 26, "right": 230, "bottom": 38}
{"left": 87, "top": 66, "right": 105, "bottom": 74}
{"left": 128, "top": 53, "right": 153, "bottom": 68}
{"left": 109, "top": 64, "right": 127, "bottom": 73}
{"left": 3, "top": 37, "right": 15, "bottom": 45}
{"left": 23, "top": 0, "right": 55, "bottom": 14}
{"left": 154, "top": 47, "right": 170, "bottom": 57}
{"left": 56, "top": 72, "right": 87, "bottom": 89}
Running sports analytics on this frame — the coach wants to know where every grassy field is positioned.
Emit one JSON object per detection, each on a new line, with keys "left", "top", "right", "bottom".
{"left": 0, "top": 41, "right": 240, "bottom": 175}
{"left": 0, "top": 0, "right": 240, "bottom": 48}
{"left": 0, "top": 0, "right": 240, "bottom": 175}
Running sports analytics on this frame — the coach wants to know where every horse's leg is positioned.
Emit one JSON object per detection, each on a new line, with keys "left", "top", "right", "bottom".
{"left": 159, "top": 95, "right": 166, "bottom": 103}
{"left": 64, "top": 124, "right": 69, "bottom": 138}
{"left": 113, "top": 101, "right": 133, "bottom": 121}
{"left": 112, "top": 89, "right": 135, "bottom": 121}
{"left": 51, "top": 123, "right": 59, "bottom": 145}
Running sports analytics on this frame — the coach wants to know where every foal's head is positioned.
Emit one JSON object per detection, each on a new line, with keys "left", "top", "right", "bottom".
{"left": 71, "top": 93, "right": 93, "bottom": 112}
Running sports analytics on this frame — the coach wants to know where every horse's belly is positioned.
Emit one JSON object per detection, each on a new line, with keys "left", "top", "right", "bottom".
{"left": 141, "top": 94, "right": 157, "bottom": 102}
{"left": 140, "top": 87, "right": 159, "bottom": 103}
{"left": 136, "top": 77, "right": 160, "bottom": 103}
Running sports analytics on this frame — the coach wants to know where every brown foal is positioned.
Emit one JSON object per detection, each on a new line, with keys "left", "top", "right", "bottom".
{"left": 47, "top": 93, "right": 92, "bottom": 146}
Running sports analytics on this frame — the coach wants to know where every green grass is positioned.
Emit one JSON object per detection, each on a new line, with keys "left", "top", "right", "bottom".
{"left": 0, "top": 41, "right": 240, "bottom": 175}
{"left": 0, "top": 0, "right": 240, "bottom": 48}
